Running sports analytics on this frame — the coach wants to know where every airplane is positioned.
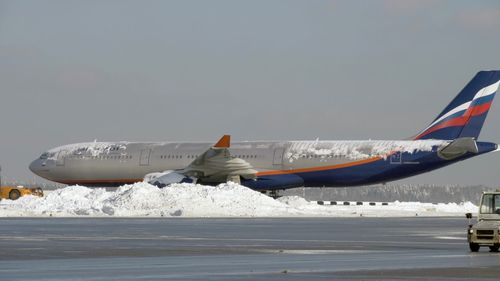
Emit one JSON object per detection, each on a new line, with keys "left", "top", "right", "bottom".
{"left": 29, "top": 71, "right": 500, "bottom": 195}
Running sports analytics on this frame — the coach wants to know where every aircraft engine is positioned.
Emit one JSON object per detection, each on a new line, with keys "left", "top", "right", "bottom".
{"left": 145, "top": 171, "right": 197, "bottom": 188}
{"left": 241, "top": 174, "right": 304, "bottom": 190}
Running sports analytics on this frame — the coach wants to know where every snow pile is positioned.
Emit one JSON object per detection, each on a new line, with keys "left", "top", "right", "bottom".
{"left": 285, "top": 140, "right": 447, "bottom": 162}
{"left": 277, "top": 196, "right": 310, "bottom": 208}
{"left": 392, "top": 201, "right": 478, "bottom": 214}
{"left": 275, "top": 198, "right": 477, "bottom": 217}
{"left": 0, "top": 182, "right": 300, "bottom": 217}
{"left": 47, "top": 142, "right": 130, "bottom": 159}
{"left": 0, "top": 182, "right": 477, "bottom": 217}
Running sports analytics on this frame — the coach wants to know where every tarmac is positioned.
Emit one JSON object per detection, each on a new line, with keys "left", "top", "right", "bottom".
{"left": 1, "top": 217, "right": 499, "bottom": 280}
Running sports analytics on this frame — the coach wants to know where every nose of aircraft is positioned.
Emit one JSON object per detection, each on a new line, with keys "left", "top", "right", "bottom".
{"left": 29, "top": 159, "right": 38, "bottom": 175}
{"left": 29, "top": 159, "right": 45, "bottom": 177}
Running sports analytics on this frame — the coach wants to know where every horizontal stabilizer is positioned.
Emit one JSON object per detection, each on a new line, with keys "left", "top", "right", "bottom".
{"left": 438, "top": 137, "right": 478, "bottom": 160}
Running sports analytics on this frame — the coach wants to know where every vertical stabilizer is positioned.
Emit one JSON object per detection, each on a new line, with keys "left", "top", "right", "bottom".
{"left": 415, "top": 71, "right": 500, "bottom": 140}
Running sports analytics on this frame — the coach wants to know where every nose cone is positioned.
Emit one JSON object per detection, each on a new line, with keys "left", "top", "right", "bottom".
{"left": 29, "top": 159, "right": 39, "bottom": 175}
{"left": 29, "top": 159, "right": 46, "bottom": 178}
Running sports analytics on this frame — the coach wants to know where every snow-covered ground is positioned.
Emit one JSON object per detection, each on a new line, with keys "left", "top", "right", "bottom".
{"left": 0, "top": 182, "right": 477, "bottom": 218}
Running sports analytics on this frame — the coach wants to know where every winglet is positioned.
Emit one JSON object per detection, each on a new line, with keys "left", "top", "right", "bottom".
{"left": 214, "top": 135, "right": 231, "bottom": 148}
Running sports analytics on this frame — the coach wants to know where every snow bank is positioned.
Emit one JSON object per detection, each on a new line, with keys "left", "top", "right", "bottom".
{"left": 285, "top": 140, "right": 447, "bottom": 162}
{"left": 0, "top": 182, "right": 477, "bottom": 217}
{"left": 0, "top": 182, "right": 299, "bottom": 217}
{"left": 48, "top": 142, "right": 129, "bottom": 159}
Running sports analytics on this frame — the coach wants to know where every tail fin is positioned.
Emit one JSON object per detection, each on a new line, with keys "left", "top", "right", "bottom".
{"left": 415, "top": 71, "right": 500, "bottom": 140}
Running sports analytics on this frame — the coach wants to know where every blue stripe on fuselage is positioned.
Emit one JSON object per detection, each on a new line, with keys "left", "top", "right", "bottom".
{"left": 245, "top": 142, "right": 497, "bottom": 190}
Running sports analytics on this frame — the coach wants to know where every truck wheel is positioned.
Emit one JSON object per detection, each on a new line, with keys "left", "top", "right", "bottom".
{"left": 489, "top": 245, "right": 500, "bottom": 252}
{"left": 9, "top": 189, "right": 21, "bottom": 200}
{"left": 469, "top": 243, "right": 480, "bottom": 252}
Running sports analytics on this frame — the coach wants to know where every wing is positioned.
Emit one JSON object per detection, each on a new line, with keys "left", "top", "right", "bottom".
{"left": 148, "top": 135, "right": 257, "bottom": 187}
{"left": 179, "top": 135, "right": 257, "bottom": 184}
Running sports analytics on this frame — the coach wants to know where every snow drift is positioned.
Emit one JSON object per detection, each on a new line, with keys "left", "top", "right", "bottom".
{"left": 285, "top": 140, "right": 446, "bottom": 162}
{"left": 0, "top": 182, "right": 477, "bottom": 217}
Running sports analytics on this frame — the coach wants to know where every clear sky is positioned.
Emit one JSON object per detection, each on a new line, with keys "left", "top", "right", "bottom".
{"left": 1, "top": 0, "right": 500, "bottom": 186}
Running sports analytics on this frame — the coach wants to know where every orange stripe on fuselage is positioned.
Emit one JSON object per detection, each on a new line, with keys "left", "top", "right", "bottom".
{"left": 58, "top": 178, "right": 143, "bottom": 185}
{"left": 256, "top": 156, "right": 383, "bottom": 176}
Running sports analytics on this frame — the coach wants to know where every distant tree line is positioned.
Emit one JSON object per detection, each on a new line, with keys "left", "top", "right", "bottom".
{"left": 283, "top": 184, "right": 492, "bottom": 203}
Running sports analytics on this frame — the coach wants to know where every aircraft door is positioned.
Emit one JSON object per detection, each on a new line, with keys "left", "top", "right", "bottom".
{"left": 56, "top": 150, "right": 67, "bottom": 166}
{"left": 140, "top": 149, "right": 151, "bottom": 166}
{"left": 390, "top": 152, "right": 402, "bottom": 164}
{"left": 273, "top": 148, "right": 284, "bottom": 166}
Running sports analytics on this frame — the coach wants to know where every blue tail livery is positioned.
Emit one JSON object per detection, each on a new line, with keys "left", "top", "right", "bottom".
{"left": 415, "top": 71, "right": 500, "bottom": 140}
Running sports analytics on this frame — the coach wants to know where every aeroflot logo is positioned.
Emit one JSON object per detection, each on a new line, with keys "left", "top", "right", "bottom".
{"left": 417, "top": 80, "right": 499, "bottom": 138}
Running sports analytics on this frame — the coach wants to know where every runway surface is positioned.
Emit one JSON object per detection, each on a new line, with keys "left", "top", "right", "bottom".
{"left": 1, "top": 217, "right": 500, "bottom": 280}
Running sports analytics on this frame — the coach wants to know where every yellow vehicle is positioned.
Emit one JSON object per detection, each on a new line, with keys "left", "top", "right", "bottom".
{"left": 0, "top": 186, "right": 44, "bottom": 200}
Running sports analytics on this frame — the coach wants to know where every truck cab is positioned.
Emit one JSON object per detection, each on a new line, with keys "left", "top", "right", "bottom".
{"left": 467, "top": 191, "right": 500, "bottom": 252}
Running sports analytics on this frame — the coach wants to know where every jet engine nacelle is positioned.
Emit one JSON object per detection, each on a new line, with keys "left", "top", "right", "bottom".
{"left": 145, "top": 171, "right": 197, "bottom": 188}
{"left": 241, "top": 174, "right": 304, "bottom": 191}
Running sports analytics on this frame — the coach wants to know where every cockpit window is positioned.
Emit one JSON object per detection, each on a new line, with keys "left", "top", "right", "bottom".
{"left": 40, "top": 152, "right": 49, "bottom": 159}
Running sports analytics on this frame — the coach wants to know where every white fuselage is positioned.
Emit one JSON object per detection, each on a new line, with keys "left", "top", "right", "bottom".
{"left": 29, "top": 140, "right": 446, "bottom": 186}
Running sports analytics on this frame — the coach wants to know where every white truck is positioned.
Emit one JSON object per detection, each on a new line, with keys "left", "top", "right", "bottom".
{"left": 467, "top": 191, "right": 500, "bottom": 252}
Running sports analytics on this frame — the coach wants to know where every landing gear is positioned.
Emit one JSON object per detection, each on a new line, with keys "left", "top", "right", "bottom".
{"left": 261, "top": 189, "right": 284, "bottom": 199}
